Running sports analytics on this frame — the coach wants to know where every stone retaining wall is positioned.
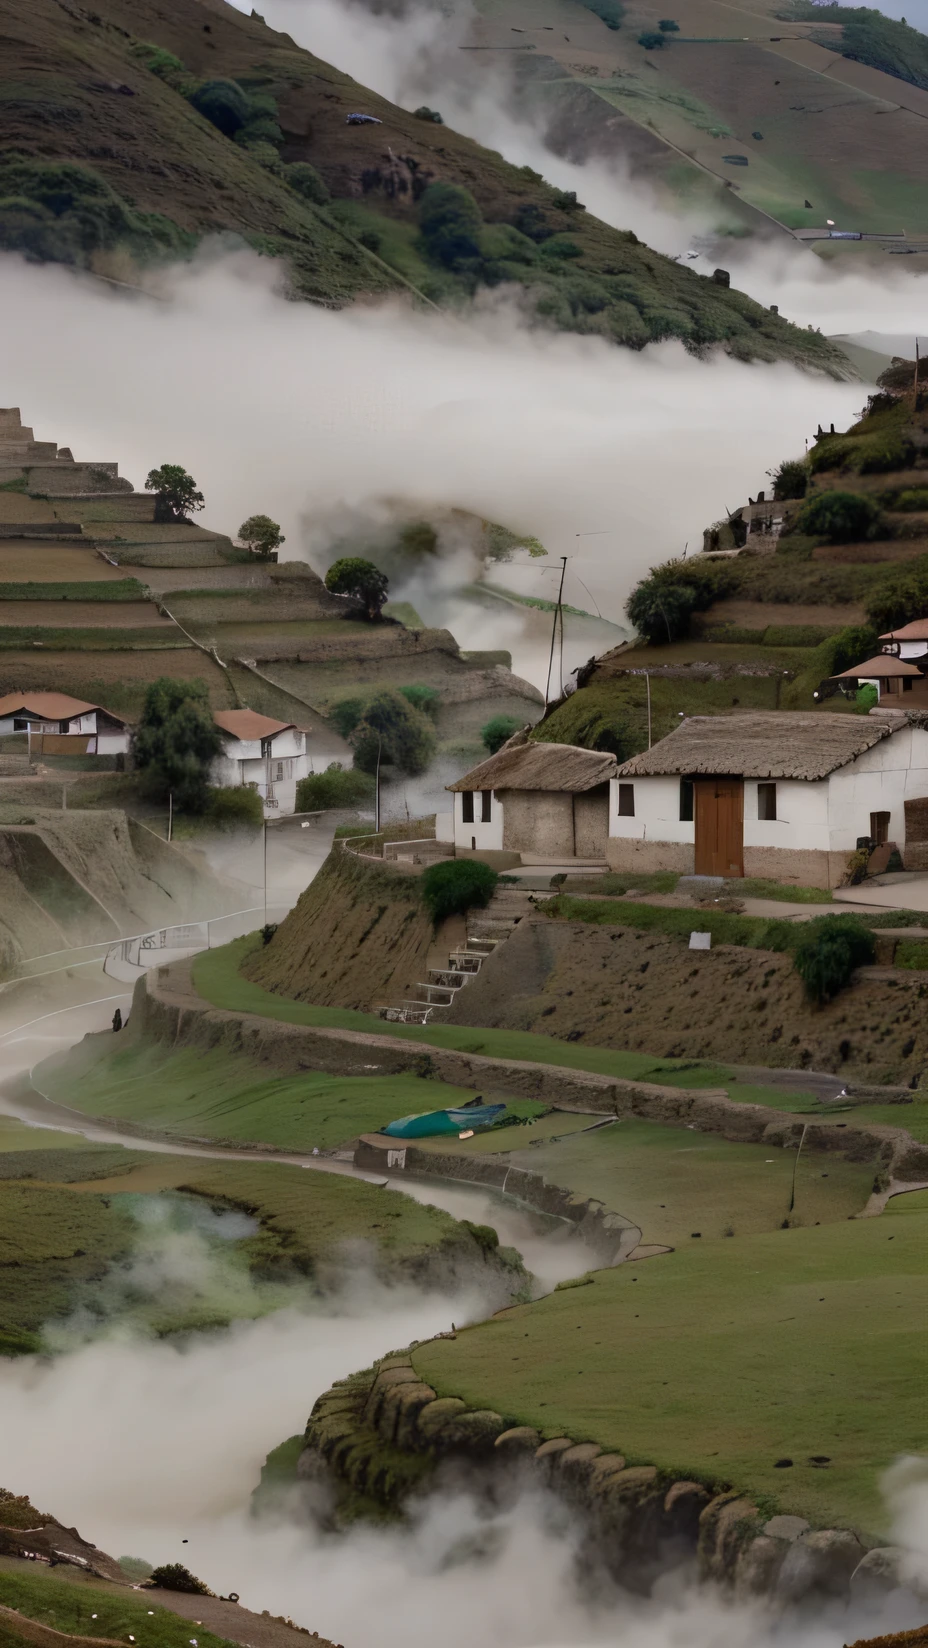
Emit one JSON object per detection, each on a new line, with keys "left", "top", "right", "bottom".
{"left": 298, "top": 1354, "right": 875, "bottom": 1603}
{"left": 354, "top": 1133, "right": 641, "bottom": 1265}
{"left": 132, "top": 963, "right": 928, "bottom": 1184}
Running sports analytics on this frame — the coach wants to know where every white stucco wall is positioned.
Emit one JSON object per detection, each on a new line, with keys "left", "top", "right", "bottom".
{"left": 451, "top": 790, "right": 504, "bottom": 851}
{"left": 609, "top": 724, "right": 928, "bottom": 854}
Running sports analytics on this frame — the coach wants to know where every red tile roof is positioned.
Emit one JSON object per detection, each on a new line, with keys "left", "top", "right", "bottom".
{"left": 0, "top": 692, "right": 126, "bottom": 723}
{"left": 213, "top": 710, "right": 295, "bottom": 742}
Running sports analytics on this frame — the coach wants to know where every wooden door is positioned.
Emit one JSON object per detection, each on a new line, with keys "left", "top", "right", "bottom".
{"left": 694, "top": 778, "right": 744, "bottom": 877}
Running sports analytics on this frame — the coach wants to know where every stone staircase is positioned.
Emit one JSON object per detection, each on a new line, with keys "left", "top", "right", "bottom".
{"left": 380, "top": 890, "right": 530, "bottom": 1025}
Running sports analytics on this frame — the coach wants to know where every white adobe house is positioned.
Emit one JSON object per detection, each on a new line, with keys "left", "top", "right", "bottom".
{"left": 609, "top": 709, "right": 928, "bottom": 887}
{"left": 447, "top": 738, "right": 618, "bottom": 861}
{"left": 211, "top": 710, "right": 311, "bottom": 816}
{"left": 879, "top": 619, "right": 928, "bottom": 663}
{"left": 0, "top": 691, "right": 130, "bottom": 754}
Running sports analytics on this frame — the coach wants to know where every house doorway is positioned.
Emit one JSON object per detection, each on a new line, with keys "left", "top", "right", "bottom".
{"left": 694, "top": 778, "right": 744, "bottom": 877}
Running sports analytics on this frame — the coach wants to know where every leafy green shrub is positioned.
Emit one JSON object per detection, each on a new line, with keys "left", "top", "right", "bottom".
{"left": 190, "top": 80, "right": 250, "bottom": 137}
{"left": 351, "top": 688, "right": 436, "bottom": 776}
{"left": 770, "top": 457, "right": 808, "bottom": 500}
{"left": 0, "top": 157, "right": 190, "bottom": 268}
{"left": 296, "top": 763, "right": 375, "bottom": 810}
{"left": 236, "top": 116, "right": 284, "bottom": 149}
{"left": 421, "top": 858, "right": 498, "bottom": 922}
{"left": 419, "top": 182, "right": 483, "bottom": 271}
{"left": 638, "top": 30, "right": 667, "bottom": 47}
{"left": 149, "top": 1564, "right": 212, "bottom": 1596}
{"left": 481, "top": 714, "right": 522, "bottom": 754}
{"left": 399, "top": 683, "right": 440, "bottom": 719}
{"left": 865, "top": 564, "right": 928, "bottom": 633}
{"left": 329, "top": 697, "right": 366, "bottom": 739}
{"left": 324, "top": 556, "right": 389, "bottom": 620}
{"left": 812, "top": 623, "right": 879, "bottom": 677}
{"left": 551, "top": 190, "right": 584, "bottom": 211}
{"left": 414, "top": 105, "right": 444, "bottom": 123}
{"left": 130, "top": 42, "right": 195, "bottom": 92}
{"left": 659, "top": 16, "right": 680, "bottom": 27}
{"left": 133, "top": 678, "right": 223, "bottom": 814}
{"left": 855, "top": 683, "right": 879, "bottom": 712}
{"left": 627, "top": 579, "right": 695, "bottom": 643}
{"left": 203, "top": 786, "right": 264, "bottom": 832}
{"left": 284, "top": 162, "right": 330, "bottom": 205}
{"left": 792, "top": 915, "right": 875, "bottom": 1003}
{"left": 796, "top": 490, "right": 881, "bottom": 543}
{"left": 893, "top": 489, "right": 928, "bottom": 512}
{"left": 238, "top": 514, "right": 284, "bottom": 559}
{"left": 895, "top": 939, "right": 928, "bottom": 970}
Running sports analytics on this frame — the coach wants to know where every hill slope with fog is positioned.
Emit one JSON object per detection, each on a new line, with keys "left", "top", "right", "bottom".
{"left": 0, "top": 0, "right": 850, "bottom": 371}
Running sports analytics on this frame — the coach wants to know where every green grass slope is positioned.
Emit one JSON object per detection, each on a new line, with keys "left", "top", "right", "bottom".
{"left": 0, "top": 0, "right": 850, "bottom": 369}
{"left": 0, "top": 1568, "right": 237, "bottom": 1648}
{"left": 413, "top": 1188, "right": 928, "bottom": 1533}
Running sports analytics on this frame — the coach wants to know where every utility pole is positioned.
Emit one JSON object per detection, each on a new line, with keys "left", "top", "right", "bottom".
{"left": 374, "top": 734, "right": 383, "bottom": 834}
{"left": 545, "top": 556, "right": 568, "bottom": 707}
{"left": 646, "top": 673, "right": 652, "bottom": 749}
{"left": 167, "top": 791, "right": 173, "bottom": 842}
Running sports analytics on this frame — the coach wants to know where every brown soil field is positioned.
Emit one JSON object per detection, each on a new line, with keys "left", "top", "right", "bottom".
{"left": 0, "top": 545, "right": 124, "bottom": 582}
{"left": 0, "top": 601, "right": 171, "bottom": 629}
{"left": 443, "top": 917, "right": 928, "bottom": 1085}
{"left": 0, "top": 649, "right": 235, "bottom": 712}
{"left": 90, "top": 523, "right": 234, "bottom": 546}
{"left": 265, "top": 652, "right": 541, "bottom": 710}
{"left": 137, "top": 566, "right": 274, "bottom": 594}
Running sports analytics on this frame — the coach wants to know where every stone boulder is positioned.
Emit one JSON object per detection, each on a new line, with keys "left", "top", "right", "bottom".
{"left": 776, "top": 1528, "right": 866, "bottom": 1602}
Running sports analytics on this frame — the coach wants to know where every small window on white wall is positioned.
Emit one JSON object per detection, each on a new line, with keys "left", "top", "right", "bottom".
{"left": 462, "top": 792, "right": 474, "bottom": 824}
{"left": 758, "top": 782, "right": 777, "bottom": 821}
{"left": 617, "top": 783, "right": 635, "bottom": 817}
{"left": 481, "top": 790, "right": 492, "bottom": 823}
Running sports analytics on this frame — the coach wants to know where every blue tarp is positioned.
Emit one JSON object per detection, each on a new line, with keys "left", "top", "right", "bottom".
{"left": 382, "top": 1104, "right": 506, "bottom": 1139}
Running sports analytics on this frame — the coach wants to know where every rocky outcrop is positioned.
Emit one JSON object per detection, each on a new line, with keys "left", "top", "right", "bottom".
{"left": 0, "top": 1489, "right": 125, "bottom": 1583}
{"left": 295, "top": 1360, "right": 874, "bottom": 1603}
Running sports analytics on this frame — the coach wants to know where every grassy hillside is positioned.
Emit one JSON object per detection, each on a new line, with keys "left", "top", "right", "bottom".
{"left": 413, "top": 1188, "right": 928, "bottom": 1533}
{"left": 0, "top": 0, "right": 850, "bottom": 369}
{"left": 538, "top": 392, "right": 928, "bottom": 755}
{"left": 784, "top": 2, "right": 928, "bottom": 91}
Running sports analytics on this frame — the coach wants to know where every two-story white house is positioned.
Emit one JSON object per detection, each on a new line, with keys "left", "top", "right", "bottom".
{"left": 608, "top": 709, "right": 928, "bottom": 886}
{"left": 211, "top": 710, "right": 311, "bottom": 816}
{"left": 880, "top": 619, "right": 928, "bottom": 663}
{"left": 0, "top": 692, "right": 130, "bottom": 754}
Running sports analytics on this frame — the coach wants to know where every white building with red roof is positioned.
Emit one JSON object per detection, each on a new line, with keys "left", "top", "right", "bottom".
{"left": 0, "top": 692, "right": 130, "bottom": 754}
{"left": 211, "top": 710, "right": 311, "bottom": 815}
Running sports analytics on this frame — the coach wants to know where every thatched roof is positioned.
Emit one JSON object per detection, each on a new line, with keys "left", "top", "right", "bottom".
{"left": 831, "top": 655, "right": 921, "bottom": 680}
{"left": 615, "top": 712, "right": 897, "bottom": 781}
{"left": 448, "top": 741, "right": 617, "bottom": 792}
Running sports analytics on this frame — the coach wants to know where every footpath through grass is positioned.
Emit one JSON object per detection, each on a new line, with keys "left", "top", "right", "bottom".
{"left": 413, "top": 1191, "right": 928, "bottom": 1535}
{"left": 0, "top": 1565, "right": 237, "bottom": 1648}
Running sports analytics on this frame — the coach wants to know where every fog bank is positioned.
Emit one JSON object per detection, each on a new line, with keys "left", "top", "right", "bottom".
{"left": 0, "top": 253, "right": 861, "bottom": 677}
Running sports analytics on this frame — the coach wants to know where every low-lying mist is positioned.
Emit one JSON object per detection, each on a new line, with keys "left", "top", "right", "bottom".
{"left": 1, "top": 252, "right": 862, "bottom": 684}
{"left": 1, "top": 1297, "right": 926, "bottom": 1648}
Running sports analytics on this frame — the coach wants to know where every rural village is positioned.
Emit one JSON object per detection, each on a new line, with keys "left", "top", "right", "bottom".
{"left": 0, "top": 0, "right": 927, "bottom": 1644}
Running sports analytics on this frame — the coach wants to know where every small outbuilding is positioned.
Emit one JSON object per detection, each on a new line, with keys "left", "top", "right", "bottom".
{"left": 609, "top": 709, "right": 928, "bottom": 886}
{"left": 447, "top": 738, "right": 617, "bottom": 861}
{"left": 826, "top": 653, "right": 927, "bottom": 705}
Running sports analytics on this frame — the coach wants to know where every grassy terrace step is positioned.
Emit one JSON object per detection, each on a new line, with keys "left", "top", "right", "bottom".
{"left": 411, "top": 1189, "right": 928, "bottom": 1535}
{"left": 191, "top": 941, "right": 812, "bottom": 1108}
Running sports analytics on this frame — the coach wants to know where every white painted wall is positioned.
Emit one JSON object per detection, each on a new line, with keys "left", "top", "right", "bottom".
{"left": 608, "top": 775, "right": 694, "bottom": 845}
{"left": 211, "top": 729, "right": 309, "bottom": 815}
{"left": 893, "top": 641, "right": 928, "bottom": 662}
{"left": 609, "top": 724, "right": 928, "bottom": 853}
{"left": 451, "top": 790, "right": 504, "bottom": 852}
